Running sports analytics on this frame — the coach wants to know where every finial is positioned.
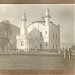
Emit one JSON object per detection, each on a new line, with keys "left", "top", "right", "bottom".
{"left": 21, "top": 11, "right": 27, "bottom": 21}
{"left": 24, "top": 11, "right": 26, "bottom": 16}
{"left": 46, "top": 9, "right": 50, "bottom": 13}
{"left": 42, "top": 13, "right": 44, "bottom": 20}
{"left": 45, "top": 9, "right": 51, "bottom": 18}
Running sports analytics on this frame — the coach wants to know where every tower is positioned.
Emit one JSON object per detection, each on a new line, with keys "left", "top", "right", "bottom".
{"left": 20, "top": 12, "right": 27, "bottom": 35}
{"left": 45, "top": 9, "right": 51, "bottom": 26}
{"left": 43, "top": 9, "right": 51, "bottom": 49}
{"left": 16, "top": 12, "right": 29, "bottom": 51}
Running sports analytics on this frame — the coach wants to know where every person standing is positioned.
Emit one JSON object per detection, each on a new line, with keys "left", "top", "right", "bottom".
{"left": 63, "top": 48, "right": 67, "bottom": 58}
{"left": 68, "top": 49, "right": 71, "bottom": 59}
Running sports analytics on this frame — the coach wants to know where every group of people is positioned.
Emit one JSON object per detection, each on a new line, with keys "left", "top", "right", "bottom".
{"left": 59, "top": 48, "right": 71, "bottom": 59}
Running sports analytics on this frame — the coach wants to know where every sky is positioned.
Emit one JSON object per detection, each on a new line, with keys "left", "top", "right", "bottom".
{"left": 0, "top": 4, "right": 74, "bottom": 44}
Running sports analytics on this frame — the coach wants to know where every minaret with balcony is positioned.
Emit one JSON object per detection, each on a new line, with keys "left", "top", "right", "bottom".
{"left": 16, "top": 12, "right": 29, "bottom": 51}
{"left": 43, "top": 9, "right": 51, "bottom": 49}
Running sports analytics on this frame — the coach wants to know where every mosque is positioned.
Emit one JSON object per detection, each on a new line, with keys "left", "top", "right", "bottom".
{"left": 16, "top": 9, "right": 60, "bottom": 52}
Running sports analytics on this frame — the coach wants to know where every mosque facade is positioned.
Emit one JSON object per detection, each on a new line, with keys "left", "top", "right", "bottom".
{"left": 16, "top": 9, "right": 60, "bottom": 52}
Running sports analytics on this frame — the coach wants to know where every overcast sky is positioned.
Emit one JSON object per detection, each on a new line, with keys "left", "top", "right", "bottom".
{"left": 0, "top": 4, "right": 74, "bottom": 44}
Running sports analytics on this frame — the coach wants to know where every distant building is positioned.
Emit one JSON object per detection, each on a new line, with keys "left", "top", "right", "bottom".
{"left": 16, "top": 9, "right": 60, "bottom": 52}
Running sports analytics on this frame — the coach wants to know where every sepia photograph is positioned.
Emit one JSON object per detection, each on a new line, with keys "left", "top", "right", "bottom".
{"left": 0, "top": 4, "right": 74, "bottom": 75}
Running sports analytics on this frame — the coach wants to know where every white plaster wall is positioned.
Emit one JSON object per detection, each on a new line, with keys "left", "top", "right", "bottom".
{"left": 16, "top": 35, "right": 28, "bottom": 51}
{"left": 42, "top": 26, "right": 49, "bottom": 42}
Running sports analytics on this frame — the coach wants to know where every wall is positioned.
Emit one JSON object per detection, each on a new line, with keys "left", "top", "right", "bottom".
{"left": 27, "top": 21, "right": 60, "bottom": 50}
{"left": 49, "top": 22, "right": 60, "bottom": 50}
{"left": 16, "top": 35, "right": 28, "bottom": 51}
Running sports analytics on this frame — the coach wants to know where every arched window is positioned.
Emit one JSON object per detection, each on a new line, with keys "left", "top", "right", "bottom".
{"left": 45, "top": 31, "right": 47, "bottom": 34}
{"left": 40, "top": 43, "right": 42, "bottom": 49}
{"left": 53, "top": 44, "right": 54, "bottom": 49}
{"left": 56, "top": 44, "right": 57, "bottom": 49}
{"left": 40, "top": 32, "right": 42, "bottom": 37}
{"left": 46, "top": 43, "right": 47, "bottom": 47}
{"left": 56, "top": 34, "right": 57, "bottom": 39}
{"left": 53, "top": 33, "right": 54, "bottom": 38}
{"left": 21, "top": 41, "right": 24, "bottom": 46}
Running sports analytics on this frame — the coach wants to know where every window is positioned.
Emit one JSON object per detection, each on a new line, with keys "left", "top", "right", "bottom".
{"left": 46, "top": 44, "right": 47, "bottom": 47}
{"left": 21, "top": 41, "right": 24, "bottom": 46}
{"left": 40, "top": 32, "right": 42, "bottom": 37}
{"left": 56, "top": 34, "right": 57, "bottom": 39}
{"left": 40, "top": 44, "right": 42, "bottom": 49}
{"left": 56, "top": 44, "right": 57, "bottom": 49}
{"left": 53, "top": 44, "right": 54, "bottom": 49}
{"left": 53, "top": 33, "right": 54, "bottom": 38}
{"left": 45, "top": 31, "right": 47, "bottom": 34}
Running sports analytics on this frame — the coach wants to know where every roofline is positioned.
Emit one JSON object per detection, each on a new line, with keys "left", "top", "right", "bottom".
{"left": 27, "top": 20, "right": 60, "bottom": 31}
{"left": 27, "top": 20, "right": 45, "bottom": 28}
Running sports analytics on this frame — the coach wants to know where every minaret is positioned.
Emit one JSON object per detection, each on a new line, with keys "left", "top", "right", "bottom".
{"left": 44, "top": 9, "right": 51, "bottom": 26}
{"left": 43, "top": 9, "right": 51, "bottom": 49}
{"left": 20, "top": 12, "right": 27, "bottom": 35}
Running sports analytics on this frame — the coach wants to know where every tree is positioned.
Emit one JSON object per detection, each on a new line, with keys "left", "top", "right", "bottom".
{"left": 0, "top": 20, "right": 13, "bottom": 52}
